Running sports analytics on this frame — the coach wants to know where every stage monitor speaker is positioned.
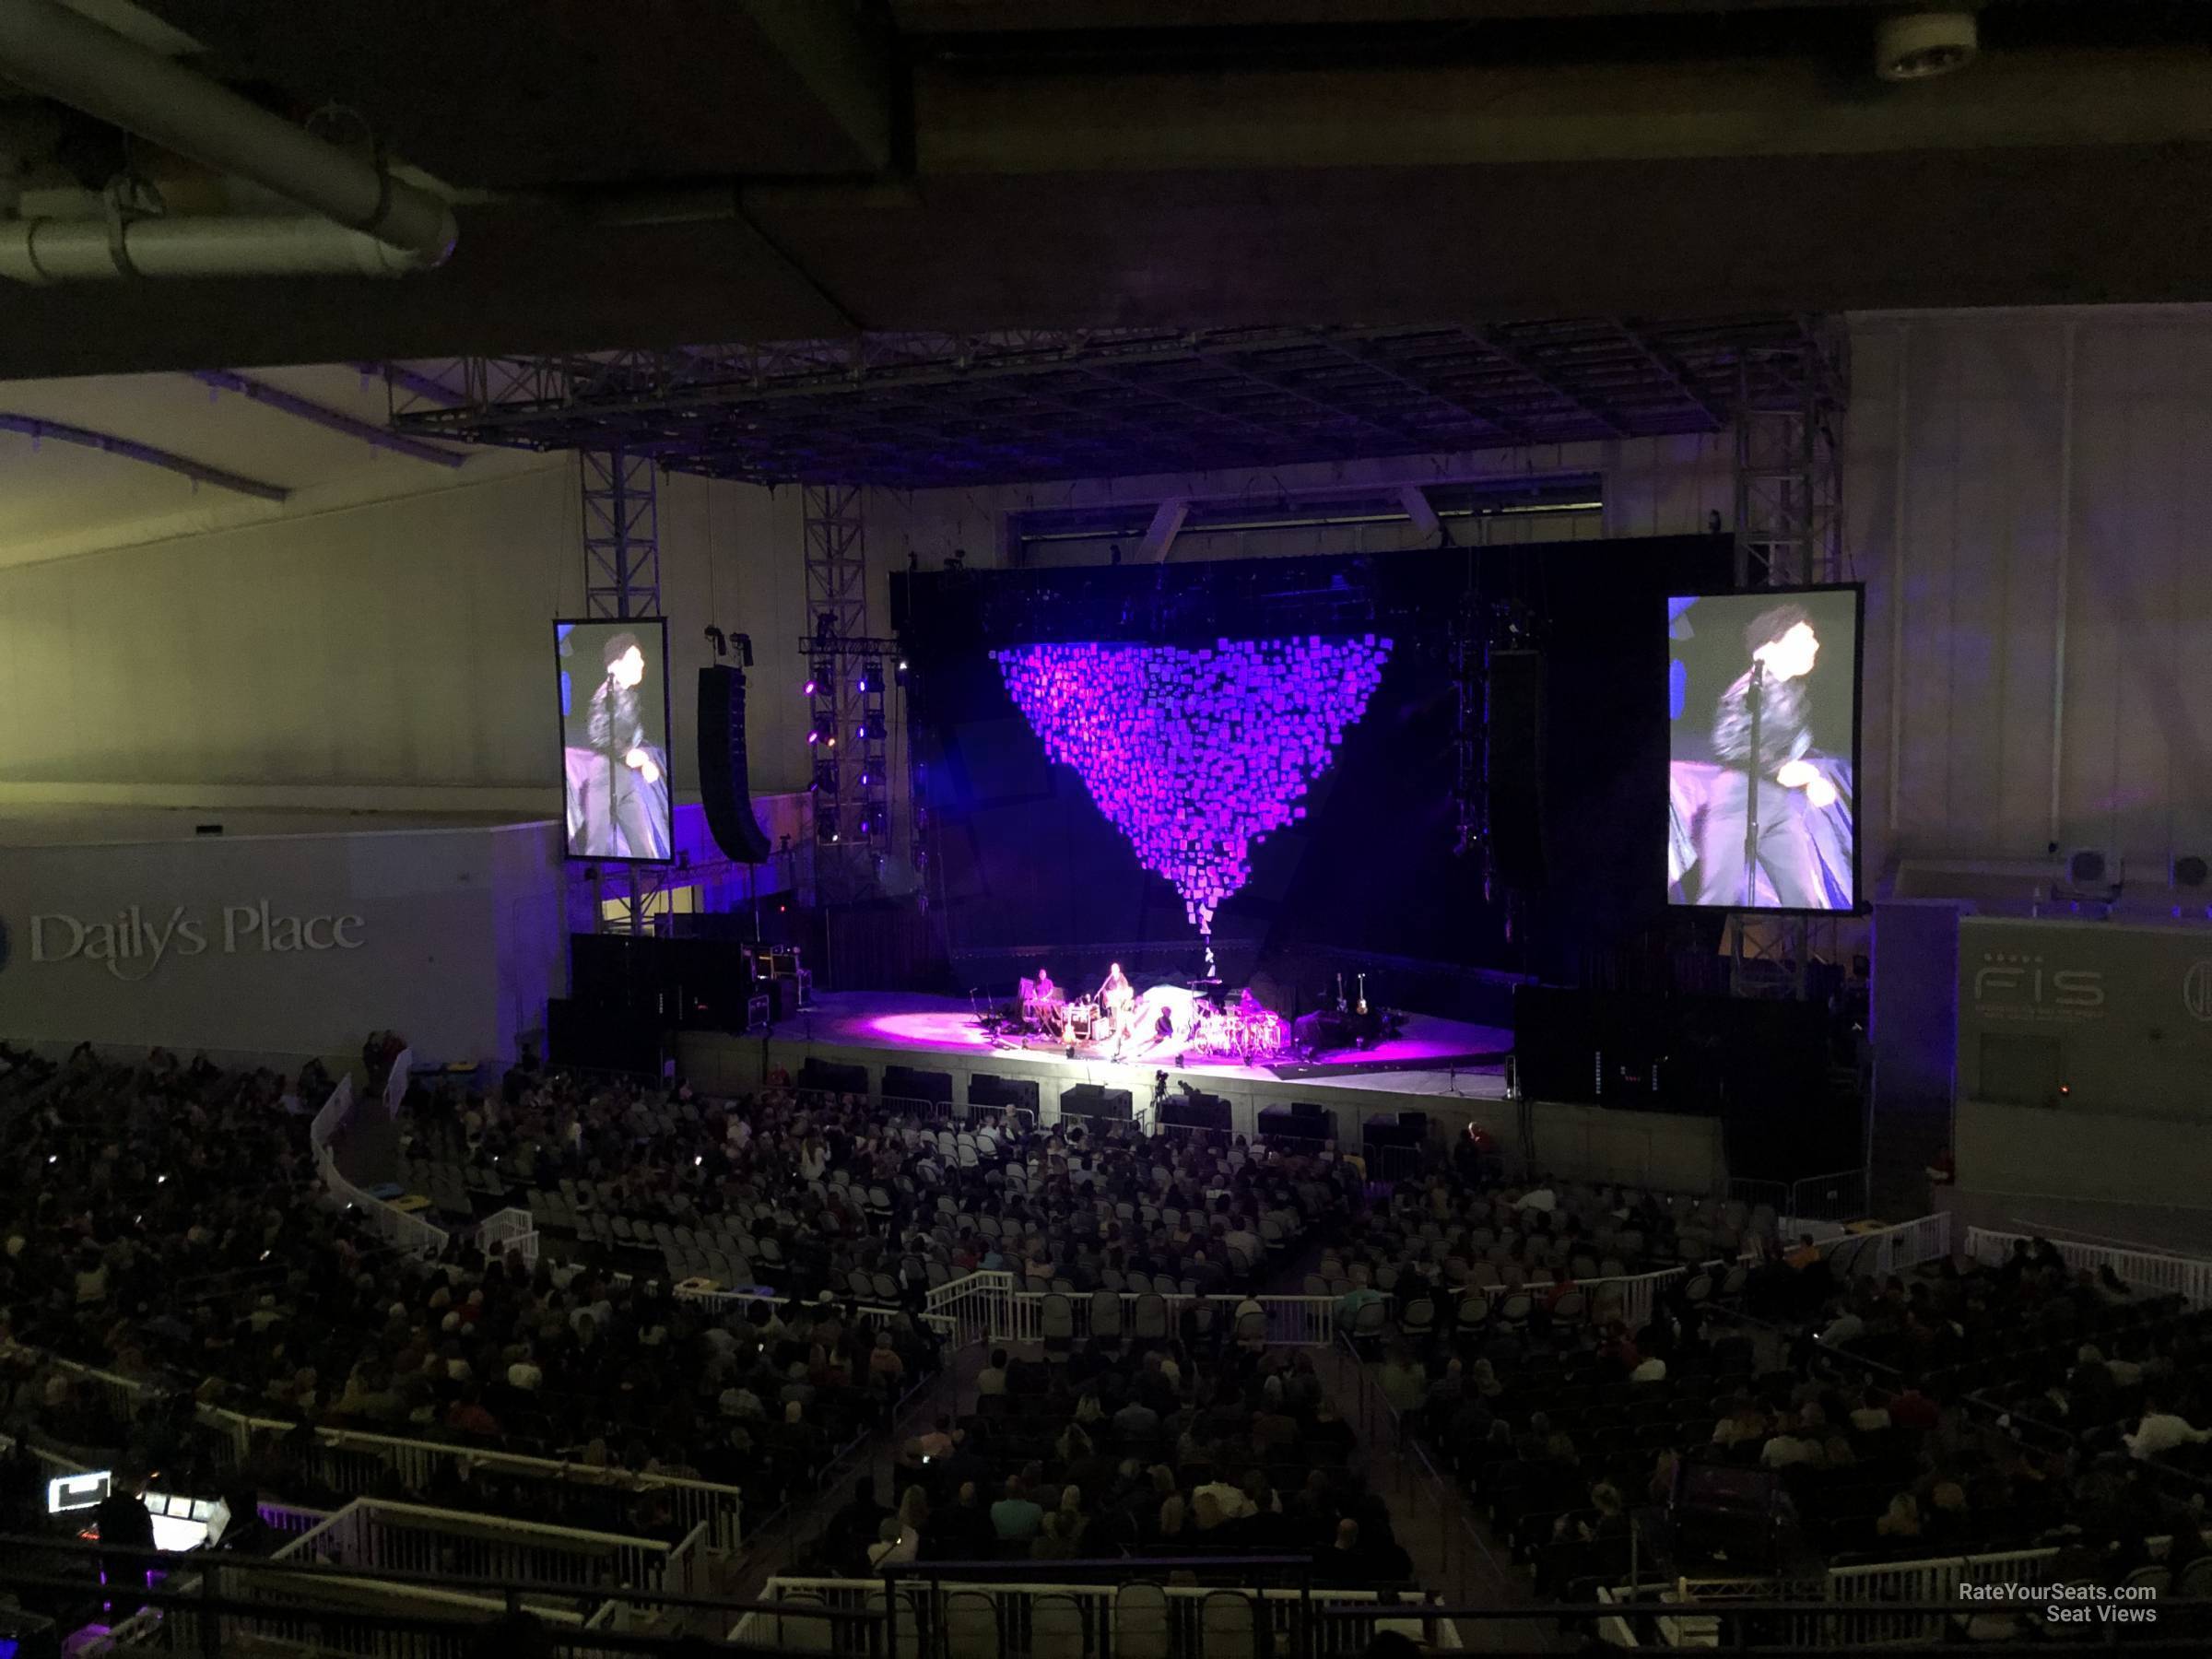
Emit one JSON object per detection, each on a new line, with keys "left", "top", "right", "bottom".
{"left": 798, "top": 1058, "right": 871, "bottom": 1098}
{"left": 1258, "top": 1103, "right": 1333, "bottom": 1143}
{"left": 1487, "top": 648, "right": 1547, "bottom": 886}
{"left": 883, "top": 1065, "right": 955, "bottom": 1106}
{"left": 666, "top": 937, "right": 754, "bottom": 1032}
{"left": 969, "top": 1073, "right": 1041, "bottom": 1115}
{"left": 1060, "top": 1083, "right": 1133, "bottom": 1122}
{"left": 547, "top": 997, "right": 663, "bottom": 1077}
{"left": 571, "top": 933, "right": 659, "bottom": 1012}
{"left": 1161, "top": 1090, "right": 1231, "bottom": 1131}
{"left": 1362, "top": 1114, "right": 1422, "bottom": 1150}
{"left": 698, "top": 665, "right": 774, "bottom": 864}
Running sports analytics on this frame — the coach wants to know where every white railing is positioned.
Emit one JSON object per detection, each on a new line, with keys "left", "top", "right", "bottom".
{"left": 1965, "top": 1227, "right": 2212, "bottom": 1309}
{"left": 310, "top": 1071, "right": 450, "bottom": 1259}
{"left": 1821, "top": 1545, "right": 2069, "bottom": 1646}
{"left": 994, "top": 1288, "right": 1339, "bottom": 1347}
{"left": 19, "top": 1350, "right": 160, "bottom": 1425}
{"left": 22, "top": 1345, "right": 749, "bottom": 1556}
{"left": 275, "top": 1424, "right": 747, "bottom": 1555}
{"left": 232, "top": 1561, "right": 587, "bottom": 1659}
{"left": 732, "top": 1575, "right": 1441, "bottom": 1657}
{"left": 258, "top": 1500, "right": 334, "bottom": 1536}
{"left": 1801, "top": 1213, "right": 1953, "bottom": 1281}
{"left": 925, "top": 1268, "right": 1016, "bottom": 1350}
{"left": 0, "top": 1428, "right": 82, "bottom": 1477}
{"left": 277, "top": 1498, "right": 683, "bottom": 1598}
{"left": 477, "top": 1205, "right": 540, "bottom": 1265}
{"left": 1579, "top": 1265, "right": 1689, "bottom": 1332}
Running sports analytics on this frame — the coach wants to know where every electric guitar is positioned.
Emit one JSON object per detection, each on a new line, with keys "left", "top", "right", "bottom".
{"left": 1356, "top": 974, "right": 1369, "bottom": 1017}
{"left": 1335, "top": 973, "right": 1347, "bottom": 1014}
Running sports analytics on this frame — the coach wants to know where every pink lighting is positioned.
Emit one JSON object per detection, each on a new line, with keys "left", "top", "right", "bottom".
{"left": 994, "top": 635, "right": 1392, "bottom": 936}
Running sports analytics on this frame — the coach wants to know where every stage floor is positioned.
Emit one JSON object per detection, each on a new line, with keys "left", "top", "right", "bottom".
{"left": 773, "top": 992, "right": 1512, "bottom": 1101}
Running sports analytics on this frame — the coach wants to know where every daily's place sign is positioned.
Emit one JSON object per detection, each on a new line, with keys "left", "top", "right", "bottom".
{"left": 29, "top": 901, "right": 365, "bottom": 981}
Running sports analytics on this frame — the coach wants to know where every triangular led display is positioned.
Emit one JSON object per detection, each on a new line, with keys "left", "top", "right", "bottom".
{"left": 994, "top": 636, "right": 1394, "bottom": 935}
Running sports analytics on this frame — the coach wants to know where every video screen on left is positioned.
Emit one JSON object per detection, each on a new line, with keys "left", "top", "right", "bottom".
{"left": 556, "top": 618, "right": 674, "bottom": 863}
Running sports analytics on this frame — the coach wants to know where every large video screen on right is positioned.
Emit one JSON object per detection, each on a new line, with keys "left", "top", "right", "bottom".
{"left": 1667, "top": 585, "right": 1862, "bottom": 912}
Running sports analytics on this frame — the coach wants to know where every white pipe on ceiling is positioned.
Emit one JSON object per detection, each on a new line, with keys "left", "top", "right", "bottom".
{"left": 0, "top": 213, "right": 435, "bottom": 282}
{"left": 0, "top": 0, "right": 455, "bottom": 280}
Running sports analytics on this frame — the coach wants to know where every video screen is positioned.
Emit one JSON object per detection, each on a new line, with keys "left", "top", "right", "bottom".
{"left": 1666, "top": 586, "right": 1861, "bottom": 912}
{"left": 47, "top": 1471, "right": 110, "bottom": 1513}
{"left": 556, "top": 619, "right": 673, "bottom": 863}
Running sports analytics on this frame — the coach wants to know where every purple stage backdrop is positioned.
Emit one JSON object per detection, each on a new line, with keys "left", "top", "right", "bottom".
{"left": 894, "top": 537, "right": 1735, "bottom": 997}
{"left": 993, "top": 636, "right": 1392, "bottom": 936}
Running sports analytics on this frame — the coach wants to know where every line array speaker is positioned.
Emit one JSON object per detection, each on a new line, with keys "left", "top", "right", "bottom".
{"left": 698, "top": 665, "right": 773, "bottom": 864}
{"left": 1487, "top": 648, "right": 1547, "bottom": 886}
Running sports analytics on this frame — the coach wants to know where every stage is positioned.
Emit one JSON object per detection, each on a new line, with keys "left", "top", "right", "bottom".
{"left": 677, "top": 989, "right": 1507, "bottom": 1146}
{"left": 788, "top": 991, "right": 1508, "bottom": 1093}
{"left": 673, "top": 992, "right": 1726, "bottom": 1194}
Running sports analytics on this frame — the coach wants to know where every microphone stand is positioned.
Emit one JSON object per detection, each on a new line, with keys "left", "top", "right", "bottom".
{"left": 1741, "top": 661, "right": 1764, "bottom": 909}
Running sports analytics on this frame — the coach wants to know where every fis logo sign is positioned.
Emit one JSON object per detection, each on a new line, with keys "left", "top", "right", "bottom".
{"left": 1971, "top": 951, "right": 2106, "bottom": 1022}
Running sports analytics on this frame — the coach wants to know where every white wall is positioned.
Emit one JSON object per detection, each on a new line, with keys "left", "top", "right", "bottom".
{"left": 0, "top": 459, "right": 835, "bottom": 808}
{"left": 0, "top": 821, "right": 566, "bottom": 1063}
{"left": 1849, "top": 309, "right": 2212, "bottom": 877}
{"left": 3, "top": 309, "right": 2210, "bottom": 889}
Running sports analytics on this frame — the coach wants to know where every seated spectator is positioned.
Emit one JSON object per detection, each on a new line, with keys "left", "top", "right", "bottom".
{"left": 1712, "top": 1399, "right": 1768, "bottom": 1449}
{"left": 991, "top": 1476, "right": 1044, "bottom": 1544}
{"left": 1887, "top": 1385, "right": 1939, "bottom": 1430}
{"left": 975, "top": 1348, "right": 1009, "bottom": 1399}
{"left": 1316, "top": 1517, "right": 1369, "bottom": 1582}
{"left": 1031, "top": 1508, "right": 1079, "bottom": 1560}
{"left": 868, "top": 1515, "right": 918, "bottom": 1568}
{"left": 1845, "top": 1388, "right": 1891, "bottom": 1433}
{"left": 1875, "top": 1492, "right": 1921, "bottom": 1543}
{"left": 1378, "top": 1346, "right": 1427, "bottom": 1414}
{"left": 2124, "top": 1396, "right": 2209, "bottom": 1461}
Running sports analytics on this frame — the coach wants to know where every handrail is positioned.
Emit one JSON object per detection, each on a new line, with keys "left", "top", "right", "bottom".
{"left": 309, "top": 1068, "right": 450, "bottom": 1258}
{"left": 11, "top": 1346, "right": 750, "bottom": 1553}
{"left": 1966, "top": 1225, "right": 2212, "bottom": 1308}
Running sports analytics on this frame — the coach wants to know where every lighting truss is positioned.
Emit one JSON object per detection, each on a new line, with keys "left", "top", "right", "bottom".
{"left": 1727, "top": 317, "right": 1851, "bottom": 995}
{"left": 388, "top": 319, "right": 1825, "bottom": 490}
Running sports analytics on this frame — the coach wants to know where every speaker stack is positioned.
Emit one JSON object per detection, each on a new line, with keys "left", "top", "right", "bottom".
{"left": 1060, "top": 1083, "right": 1134, "bottom": 1123}
{"left": 969, "top": 1073, "right": 1041, "bottom": 1116}
{"left": 1487, "top": 648, "right": 1547, "bottom": 886}
{"left": 698, "top": 665, "right": 773, "bottom": 864}
{"left": 883, "top": 1065, "right": 955, "bottom": 1106}
{"left": 1159, "top": 1088, "right": 1231, "bottom": 1131}
{"left": 1257, "top": 1101, "right": 1334, "bottom": 1144}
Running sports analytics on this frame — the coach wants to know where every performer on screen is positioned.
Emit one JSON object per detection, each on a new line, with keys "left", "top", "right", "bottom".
{"left": 586, "top": 631, "right": 672, "bottom": 861}
{"left": 1691, "top": 604, "right": 1835, "bottom": 909}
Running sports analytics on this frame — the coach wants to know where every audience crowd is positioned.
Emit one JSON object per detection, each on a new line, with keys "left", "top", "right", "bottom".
{"left": 11, "top": 1030, "right": 2209, "bottom": 1639}
{"left": 806, "top": 1334, "right": 1417, "bottom": 1588}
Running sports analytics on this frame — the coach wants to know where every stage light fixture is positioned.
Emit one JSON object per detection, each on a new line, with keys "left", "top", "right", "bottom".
{"left": 804, "top": 678, "right": 817, "bottom": 695}
{"left": 806, "top": 730, "right": 820, "bottom": 746}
